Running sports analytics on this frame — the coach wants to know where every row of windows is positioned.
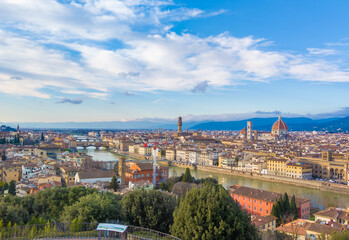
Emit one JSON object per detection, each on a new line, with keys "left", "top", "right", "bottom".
{"left": 242, "top": 204, "right": 269, "bottom": 214}
{"left": 235, "top": 195, "right": 269, "bottom": 205}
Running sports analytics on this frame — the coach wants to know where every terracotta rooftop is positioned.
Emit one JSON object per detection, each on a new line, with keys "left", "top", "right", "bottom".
{"left": 314, "top": 207, "right": 339, "bottom": 219}
{"left": 77, "top": 170, "right": 115, "bottom": 179}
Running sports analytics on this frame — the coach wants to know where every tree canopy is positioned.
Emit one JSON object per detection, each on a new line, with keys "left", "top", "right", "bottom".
{"left": 181, "top": 168, "right": 194, "bottom": 183}
{"left": 60, "top": 192, "right": 121, "bottom": 223}
{"left": 170, "top": 183, "right": 260, "bottom": 240}
{"left": 121, "top": 189, "right": 178, "bottom": 233}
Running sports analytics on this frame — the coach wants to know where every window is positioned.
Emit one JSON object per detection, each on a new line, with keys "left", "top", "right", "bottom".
{"left": 244, "top": 197, "right": 245, "bottom": 200}
{"left": 260, "top": 201, "right": 262, "bottom": 204}
{"left": 267, "top": 210, "right": 269, "bottom": 214}
{"left": 254, "top": 207, "right": 256, "bottom": 210}
{"left": 254, "top": 200, "right": 256, "bottom": 203}
{"left": 249, "top": 205, "right": 251, "bottom": 209}
{"left": 244, "top": 204, "right": 245, "bottom": 208}
{"left": 249, "top": 198, "right": 251, "bottom": 201}
{"left": 260, "top": 208, "right": 262, "bottom": 212}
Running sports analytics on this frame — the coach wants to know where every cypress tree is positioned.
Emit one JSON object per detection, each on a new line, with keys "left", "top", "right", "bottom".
{"left": 181, "top": 168, "right": 193, "bottom": 183}
{"left": 8, "top": 180, "right": 16, "bottom": 196}
{"left": 290, "top": 195, "right": 298, "bottom": 219}
{"left": 283, "top": 192, "right": 291, "bottom": 216}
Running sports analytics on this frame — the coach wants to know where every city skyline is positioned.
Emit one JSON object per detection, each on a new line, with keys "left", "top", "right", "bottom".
{"left": 1, "top": 0, "right": 349, "bottom": 122}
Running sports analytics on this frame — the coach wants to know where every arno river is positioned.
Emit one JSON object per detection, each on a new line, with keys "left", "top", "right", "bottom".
{"left": 79, "top": 148, "right": 349, "bottom": 210}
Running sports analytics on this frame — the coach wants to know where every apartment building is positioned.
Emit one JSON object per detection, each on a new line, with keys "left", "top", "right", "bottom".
{"left": 230, "top": 185, "right": 310, "bottom": 219}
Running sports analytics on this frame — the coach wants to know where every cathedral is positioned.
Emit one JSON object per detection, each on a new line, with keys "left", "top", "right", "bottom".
{"left": 239, "top": 116, "right": 289, "bottom": 141}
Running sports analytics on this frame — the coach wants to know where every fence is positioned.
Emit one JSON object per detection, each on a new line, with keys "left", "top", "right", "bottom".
{"left": 0, "top": 223, "right": 181, "bottom": 240}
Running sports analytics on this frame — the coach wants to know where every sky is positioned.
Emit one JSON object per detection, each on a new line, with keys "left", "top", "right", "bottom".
{"left": 1, "top": 0, "right": 349, "bottom": 123}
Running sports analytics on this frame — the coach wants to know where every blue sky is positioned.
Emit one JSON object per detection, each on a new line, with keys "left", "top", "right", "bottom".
{"left": 1, "top": 0, "right": 349, "bottom": 123}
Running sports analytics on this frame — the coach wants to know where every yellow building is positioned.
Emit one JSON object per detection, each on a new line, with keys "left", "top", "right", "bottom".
{"left": 297, "top": 151, "right": 349, "bottom": 182}
{"left": 38, "top": 175, "right": 62, "bottom": 185}
{"left": 267, "top": 158, "right": 313, "bottom": 179}
{"left": 2, "top": 164, "right": 21, "bottom": 183}
{"left": 60, "top": 166, "right": 79, "bottom": 186}
{"left": 285, "top": 163, "right": 313, "bottom": 179}
{"left": 267, "top": 158, "right": 288, "bottom": 177}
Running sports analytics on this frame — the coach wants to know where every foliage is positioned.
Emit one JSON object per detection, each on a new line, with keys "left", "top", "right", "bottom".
{"left": 181, "top": 168, "right": 194, "bottom": 183}
{"left": 122, "top": 189, "right": 177, "bottom": 233}
{"left": 0, "top": 186, "right": 97, "bottom": 225}
{"left": 60, "top": 192, "right": 121, "bottom": 223}
{"left": 159, "top": 175, "right": 182, "bottom": 192}
{"left": 290, "top": 195, "right": 298, "bottom": 218}
{"left": 109, "top": 176, "right": 119, "bottom": 192}
{"left": 170, "top": 183, "right": 260, "bottom": 240}
{"left": 8, "top": 180, "right": 16, "bottom": 196}
{"left": 271, "top": 193, "right": 298, "bottom": 225}
{"left": 329, "top": 231, "right": 349, "bottom": 240}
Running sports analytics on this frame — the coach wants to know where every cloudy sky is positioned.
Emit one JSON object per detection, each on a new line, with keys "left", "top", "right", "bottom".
{"left": 1, "top": 0, "right": 349, "bottom": 123}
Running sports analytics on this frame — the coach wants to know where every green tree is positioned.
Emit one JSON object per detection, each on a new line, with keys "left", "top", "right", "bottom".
{"left": 122, "top": 189, "right": 177, "bottom": 233}
{"left": 330, "top": 231, "right": 349, "bottom": 240}
{"left": 271, "top": 202, "right": 282, "bottom": 225}
{"left": 8, "top": 181, "right": 16, "bottom": 196}
{"left": 3, "top": 182, "right": 8, "bottom": 191}
{"left": 181, "top": 168, "right": 193, "bottom": 183}
{"left": 170, "top": 183, "right": 259, "bottom": 240}
{"left": 290, "top": 195, "right": 298, "bottom": 219}
{"left": 283, "top": 193, "right": 290, "bottom": 216}
{"left": 109, "top": 176, "right": 119, "bottom": 192}
{"left": 61, "top": 192, "right": 121, "bottom": 223}
{"left": 159, "top": 181, "right": 169, "bottom": 191}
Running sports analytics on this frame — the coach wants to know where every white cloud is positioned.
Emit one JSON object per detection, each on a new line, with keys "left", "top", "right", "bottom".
{"left": 307, "top": 48, "right": 336, "bottom": 55}
{"left": 0, "top": 0, "right": 349, "bottom": 100}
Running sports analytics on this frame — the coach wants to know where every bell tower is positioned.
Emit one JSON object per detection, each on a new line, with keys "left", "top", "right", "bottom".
{"left": 177, "top": 116, "right": 182, "bottom": 133}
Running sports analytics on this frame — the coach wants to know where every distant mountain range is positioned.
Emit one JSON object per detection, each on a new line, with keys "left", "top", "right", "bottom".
{"left": 0, "top": 125, "right": 16, "bottom": 132}
{"left": 2, "top": 116, "right": 349, "bottom": 132}
{"left": 0, "top": 121, "right": 201, "bottom": 130}
{"left": 190, "top": 117, "right": 349, "bottom": 132}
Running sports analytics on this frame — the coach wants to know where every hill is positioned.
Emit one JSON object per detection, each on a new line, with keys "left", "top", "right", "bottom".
{"left": 190, "top": 117, "right": 348, "bottom": 131}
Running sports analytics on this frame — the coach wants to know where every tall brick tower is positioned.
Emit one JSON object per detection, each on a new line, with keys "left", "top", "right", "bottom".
{"left": 177, "top": 116, "right": 182, "bottom": 133}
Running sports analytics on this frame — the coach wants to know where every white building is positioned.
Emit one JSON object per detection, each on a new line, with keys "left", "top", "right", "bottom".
{"left": 75, "top": 170, "right": 118, "bottom": 184}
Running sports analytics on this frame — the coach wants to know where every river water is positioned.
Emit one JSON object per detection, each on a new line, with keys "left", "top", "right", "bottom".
{"left": 79, "top": 148, "right": 349, "bottom": 210}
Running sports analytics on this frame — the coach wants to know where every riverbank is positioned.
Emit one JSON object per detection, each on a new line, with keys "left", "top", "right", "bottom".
{"left": 171, "top": 162, "right": 349, "bottom": 195}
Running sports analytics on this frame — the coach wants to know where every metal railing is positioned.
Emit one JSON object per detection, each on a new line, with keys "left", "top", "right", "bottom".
{"left": 0, "top": 223, "right": 181, "bottom": 240}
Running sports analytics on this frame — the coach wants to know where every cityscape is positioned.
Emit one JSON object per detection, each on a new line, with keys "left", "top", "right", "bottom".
{"left": 1, "top": 0, "right": 349, "bottom": 239}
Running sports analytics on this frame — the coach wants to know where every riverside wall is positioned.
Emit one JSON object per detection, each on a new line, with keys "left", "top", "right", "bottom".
{"left": 171, "top": 162, "right": 349, "bottom": 195}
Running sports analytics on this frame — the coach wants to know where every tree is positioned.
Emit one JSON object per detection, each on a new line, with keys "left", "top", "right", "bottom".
{"left": 290, "top": 195, "right": 298, "bottom": 219}
{"left": 170, "top": 183, "right": 259, "bottom": 240}
{"left": 283, "top": 193, "right": 291, "bottom": 216}
{"left": 181, "top": 168, "right": 193, "bottom": 183}
{"left": 61, "top": 192, "right": 121, "bottom": 223}
{"left": 122, "top": 189, "right": 177, "bottom": 233}
{"left": 330, "top": 231, "right": 349, "bottom": 240}
{"left": 8, "top": 181, "right": 16, "bottom": 196}
{"left": 109, "top": 176, "right": 119, "bottom": 192}
{"left": 3, "top": 182, "right": 8, "bottom": 191}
